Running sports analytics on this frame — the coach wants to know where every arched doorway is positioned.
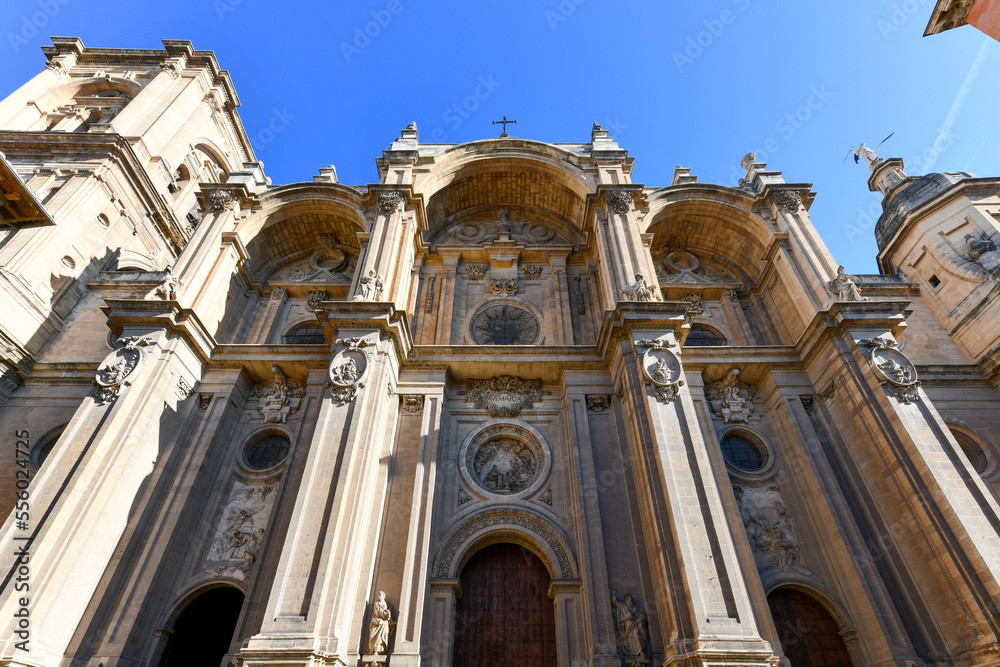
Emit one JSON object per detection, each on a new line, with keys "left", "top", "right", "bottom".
{"left": 767, "top": 588, "right": 854, "bottom": 667}
{"left": 453, "top": 543, "right": 557, "bottom": 666}
{"left": 157, "top": 586, "right": 245, "bottom": 667}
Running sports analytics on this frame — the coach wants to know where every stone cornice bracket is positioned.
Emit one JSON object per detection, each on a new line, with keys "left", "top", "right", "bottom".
{"left": 196, "top": 183, "right": 259, "bottom": 222}
{"left": 315, "top": 300, "right": 413, "bottom": 364}
{"left": 101, "top": 298, "right": 216, "bottom": 366}
{"left": 597, "top": 185, "right": 647, "bottom": 217}
{"left": 759, "top": 184, "right": 815, "bottom": 219}
{"left": 858, "top": 336, "right": 921, "bottom": 404}
{"left": 598, "top": 302, "right": 691, "bottom": 362}
{"left": 93, "top": 333, "right": 160, "bottom": 405}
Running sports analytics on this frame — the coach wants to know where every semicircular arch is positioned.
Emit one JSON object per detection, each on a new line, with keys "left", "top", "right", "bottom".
{"left": 645, "top": 187, "right": 774, "bottom": 283}
{"left": 432, "top": 506, "right": 578, "bottom": 580}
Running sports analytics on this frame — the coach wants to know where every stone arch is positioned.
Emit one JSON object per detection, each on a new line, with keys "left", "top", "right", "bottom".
{"left": 192, "top": 141, "right": 231, "bottom": 180}
{"left": 432, "top": 506, "right": 578, "bottom": 580}
{"left": 161, "top": 580, "right": 247, "bottom": 630}
{"left": 764, "top": 583, "right": 859, "bottom": 666}
{"left": 152, "top": 582, "right": 247, "bottom": 667}
{"left": 241, "top": 187, "right": 368, "bottom": 283}
{"left": 417, "top": 142, "right": 592, "bottom": 245}
{"left": 764, "top": 580, "right": 854, "bottom": 633}
{"left": 645, "top": 186, "right": 775, "bottom": 284}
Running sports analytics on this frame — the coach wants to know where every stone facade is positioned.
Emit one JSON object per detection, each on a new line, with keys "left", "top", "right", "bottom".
{"left": 0, "top": 39, "right": 999, "bottom": 667}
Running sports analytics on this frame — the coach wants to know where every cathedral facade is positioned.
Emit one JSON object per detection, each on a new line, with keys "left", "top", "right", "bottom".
{"left": 0, "top": 39, "right": 999, "bottom": 667}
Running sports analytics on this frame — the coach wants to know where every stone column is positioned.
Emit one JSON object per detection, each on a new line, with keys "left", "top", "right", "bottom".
{"left": 353, "top": 189, "right": 409, "bottom": 304}
{"left": 549, "top": 580, "right": 586, "bottom": 667}
{"left": 242, "top": 320, "right": 403, "bottom": 667}
{"left": 424, "top": 579, "right": 461, "bottom": 666}
{"left": 593, "top": 186, "right": 658, "bottom": 307}
{"left": 818, "top": 301, "right": 1000, "bottom": 653}
{"left": 0, "top": 327, "right": 203, "bottom": 666}
{"left": 610, "top": 306, "right": 776, "bottom": 667}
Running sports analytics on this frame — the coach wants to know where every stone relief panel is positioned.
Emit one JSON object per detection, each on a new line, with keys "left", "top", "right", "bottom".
{"left": 460, "top": 422, "right": 550, "bottom": 500}
{"left": 206, "top": 480, "right": 277, "bottom": 580}
{"left": 732, "top": 484, "right": 812, "bottom": 576}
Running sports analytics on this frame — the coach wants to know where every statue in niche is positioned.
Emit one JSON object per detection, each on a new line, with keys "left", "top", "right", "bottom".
{"left": 827, "top": 265, "right": 869, "bottom": 302}
{"left": 622, "top": 273, "right": 655, "bottom": 302}
{"left": 611, "top": 589, "right": 648, "bottom": 666}
{"left": 367, "top": 591, "right": 395, "bottom": 658}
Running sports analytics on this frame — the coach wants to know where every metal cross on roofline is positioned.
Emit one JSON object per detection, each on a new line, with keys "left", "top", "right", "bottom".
{"left": 492, "top": 115, "right": 517, "bottom": 136}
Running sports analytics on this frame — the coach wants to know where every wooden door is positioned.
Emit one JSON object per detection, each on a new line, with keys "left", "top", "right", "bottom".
{"left": 453, "top": 543, "right": 558, "bottom": 667}
{"left": 767, "top": 588, "right": 855, "bottom": 667}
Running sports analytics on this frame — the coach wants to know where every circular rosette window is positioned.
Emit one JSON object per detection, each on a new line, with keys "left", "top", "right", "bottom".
{"left": 471, "top": 304, "right": 539, "bottom": 345}
{"left": 460, "top": 422, "right": 551, "bottom": 500}
{"left": 869, "top": 346, "right": 917, "bottom": 387}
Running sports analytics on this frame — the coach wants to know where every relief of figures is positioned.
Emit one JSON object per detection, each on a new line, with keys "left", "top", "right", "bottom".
{"left": 473, "top": 437, "right": 537, "bottom": 494}
{"left": 207, "top": 482, "right": 276, "bottom": 577}
{"left": 733, "top": 484, "right": 811, "bottom": 576}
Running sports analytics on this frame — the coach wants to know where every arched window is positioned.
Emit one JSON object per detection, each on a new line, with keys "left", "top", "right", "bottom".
{"left": 157, "top": 587, "right": 244, "bottom": 667}
{"left": 31, "top": 425, "right": 67, "bottom": 470}
{"left": 950, "top": 427, "right": 989, "bottom": 475}
{"left": 685, "top": 324, "right": 727, "bottom": 347}
{"left": 720, "top": 431, "right": 767, "bottom": 471}
{"left": 767, "top": 588, "right": 854, "bottom": 667}
{"left": 282, "top": 323, "right": 326, "bottom": 344}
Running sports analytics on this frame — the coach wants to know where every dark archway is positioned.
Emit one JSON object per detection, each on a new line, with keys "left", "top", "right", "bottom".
{"left": 158, "top": 586, "right": 245, "bottom": 667}
{"left": 767, "top": 588, "right": 854, "bottom": 667}
{"left": 453, "top": 543, "right": 557, "bottom": 667}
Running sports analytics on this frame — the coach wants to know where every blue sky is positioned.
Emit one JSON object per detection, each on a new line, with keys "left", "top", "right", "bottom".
{"left": 2, "top": 0, "right": 998, "bottom": 272}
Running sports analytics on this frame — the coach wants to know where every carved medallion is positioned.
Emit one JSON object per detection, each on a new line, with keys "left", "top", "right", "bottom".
{"left": 638, "top": 339, "right": 685, "bottom": 403}
{"left": 461, "top": 376, "right": 547, "bottom": 417}
{"left": 859, "top": 337, "right": 920, "bottom": 404}
{"left": 93, "top": 335, "right": 156, "bottom": 405}
{"left": 470, "top": 305, "right": 538, "bottom": 345}
{"left": 329, "top": 336, "right": 373, "bottom": 405}
{"left": 461, "top": 423, "right": 549, "bottom": 499}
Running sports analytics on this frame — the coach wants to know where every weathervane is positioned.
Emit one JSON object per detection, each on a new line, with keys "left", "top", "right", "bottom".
{"left": 844, "top": 132, "right": 894, "bottom": 168}
{"left": 492, "top": 115, "right": 517, "bottom": 137}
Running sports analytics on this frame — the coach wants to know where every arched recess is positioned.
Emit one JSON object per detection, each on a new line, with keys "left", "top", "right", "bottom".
{"left": 21, "top": 78, "right": 140, "bottom": 131}
{"left": 242, "top": 187, "right": 369, "bottom": 285}
{"left": 416, "top": 142, "right": 593, "bottom": 247}
{"left": 765, "top": 584, "right": 856, "bottom": 667}
{"left": 432, "top": 507, "right": 579, "bottom": 580}
{"left": 645, "top": 187, "right": 773, "bottom": 285}
{"left": 155, "top": 584, "right": 245, "bottom": 667}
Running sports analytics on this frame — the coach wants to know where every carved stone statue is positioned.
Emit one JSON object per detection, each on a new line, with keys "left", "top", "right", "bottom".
{"left": 148, "top": 266, "right": 181, "bottom": 301}
{"left": 705, "top": 368, "right": 756, "bottom": 423}
{"left": 622, "top": 273, "right": 655, "bottom": 302}
{"left": 850, "top": 142, "right": 880, "bottom": 167}
{"left": 354, "top": 269, "right": 384, "bottom": 301}
{"left": 252, "top": 365, "right": 306, "bottom": 424}
{"left": 827, "top": 265, "right": 869, "bottom": 302}
{"left": 367, "top": 591, "right": 395, "bottom": 658}
{"left": 611, "top": 589, "right": 648, "bottom": 666}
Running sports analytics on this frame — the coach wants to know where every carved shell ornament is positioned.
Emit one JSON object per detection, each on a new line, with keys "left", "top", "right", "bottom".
{"left": 93, "top": 335, "right": 157, "bottom": 404}
{"left": 859, "top": 337, "right": 920, "bottom": 404}
{"left": 637, "top": 339, "right": 685, "bottom": 403}
{"left": 329, "top": 336, "right": 373, "bottom": 405}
